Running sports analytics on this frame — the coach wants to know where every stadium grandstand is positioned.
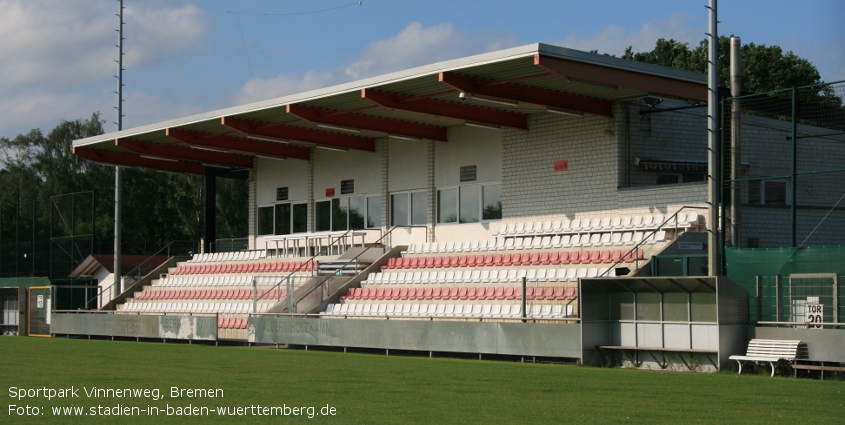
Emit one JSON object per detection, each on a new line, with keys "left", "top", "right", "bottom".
{"left": 5, "top": 43, "right": 842, "bottom": 373}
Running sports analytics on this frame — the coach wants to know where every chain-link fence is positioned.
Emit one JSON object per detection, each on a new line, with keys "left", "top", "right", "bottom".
{"left": 723, "top": 81, "right": 845, "bottom": 249}
{"left": 751, "top": 273, "right": 842, "bottom": 327}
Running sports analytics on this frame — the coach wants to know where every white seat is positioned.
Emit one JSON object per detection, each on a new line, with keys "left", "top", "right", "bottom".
{"left": 504, "top": 238, "right": 515, "bottom": 250}
{"left": 479, "top": 270, "right": 491, "bottom": 283}
{"left": 451, "top": 304, "right": 464, "bottom": 317}
{"left": 512, "top": 238, "right": 525, "bottom": 250}
{"left": 443, "top": 304, "right": 455, "bottom": 317}
{"left": 384, "top": 304, "right": 396, "bottom": 315}
{"left": 514, "top": 223, "right": 526, "bottom": 234}
{"left": 489, "top": 304, "right": 502, "bottom": 317}
{"left": 551, "top": 220, "right": 563, "bottom": 233}
{"left": 497, "top": 304, "right": 512, "bottom": 317}
{"left": 599, "top": 233, "right": 612, "bottom": 246}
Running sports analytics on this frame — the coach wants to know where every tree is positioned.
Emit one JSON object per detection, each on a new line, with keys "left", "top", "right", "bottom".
{"left": 622, "top": 36, "right": 832, "bottom": 96}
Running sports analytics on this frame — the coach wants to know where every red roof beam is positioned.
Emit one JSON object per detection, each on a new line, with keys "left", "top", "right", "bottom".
{"left": 439, "top": 72, "right": 613, "bottom": 117}
{"left": 286, "top": 104, "right": 448, "bottom": 142}
{"left": 165, "top": 128, "right": 310, "bottom": 161}
{"left": 534, "top": 54, "right": 707, "bottom": 102}
{"left": 72, "top": 147, "right": 206, "bottom": 175}
{"left": 361, "top": 88, "right": 527, "bottom": 130}
{"left": 221, "top": 116, "right": 375, "bottom": 152}
{"left": 115, "top": 138, "right": 254, "bottom": 169}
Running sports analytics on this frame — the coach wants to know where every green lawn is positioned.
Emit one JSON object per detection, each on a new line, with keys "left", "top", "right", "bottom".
{"left": 0, "top": 337, "right": 842, "bottom": 424}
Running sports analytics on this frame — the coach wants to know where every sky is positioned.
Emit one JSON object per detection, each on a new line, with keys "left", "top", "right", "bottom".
{"left": 0, "top": 0, "right": 843, "bottom": 139}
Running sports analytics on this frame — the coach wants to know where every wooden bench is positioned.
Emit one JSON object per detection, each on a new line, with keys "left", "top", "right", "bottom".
{"left": 729, "top": 339, "right": 802, "bottom": 377}
{"left": 793, "top": 360, "right": 845, "bottom": 380}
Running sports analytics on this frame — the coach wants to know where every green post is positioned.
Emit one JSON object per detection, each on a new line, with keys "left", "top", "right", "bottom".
{"left": 791, "top": 86, "right": 797, "bottom": 247}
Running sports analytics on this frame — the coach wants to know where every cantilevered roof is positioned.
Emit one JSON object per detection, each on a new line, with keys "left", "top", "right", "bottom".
{"left": 73, "top": 43, "right": 707, "bottom": 175}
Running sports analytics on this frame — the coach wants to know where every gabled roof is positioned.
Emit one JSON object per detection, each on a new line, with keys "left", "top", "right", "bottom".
{"left": 73, "top": 43, "right": 707, "bottom": 174}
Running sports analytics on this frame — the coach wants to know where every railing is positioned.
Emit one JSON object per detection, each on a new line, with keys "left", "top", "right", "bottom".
{"left": 255, "top": 226, "right": 413, "bottom": 313}
{"left": 87, "top": 240, "right": 198, "bottom": 309}
{"left": 598, "top": 206, "right": 708, "bottom": 278}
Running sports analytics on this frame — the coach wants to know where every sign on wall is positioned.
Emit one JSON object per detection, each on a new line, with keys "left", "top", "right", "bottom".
{"left": 806, "top": 302, "right": 824, "bottom": 329}
{"left": 554, "top": 160, "right": 569, "bottom": 172}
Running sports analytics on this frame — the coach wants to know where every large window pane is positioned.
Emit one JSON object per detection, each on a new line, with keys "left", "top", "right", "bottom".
{"left": 315, "top": 201, "right": 331, "bottom": 232}
{"left": 274, "top": 203, "right": 291, "bottom": 235}
{"left": 349, "top": 196, "right": 366, "bottom": 230}
{"left": 482, "top": 184, "right": 502, "bottom": 220}
{"left": 367, "top": 196, "right": 381, "bottom": 228}
{"left": 459, "top": 185, "right": 481, "bottom": 223}
{"left": 258, "top": 206, "right": 274, "bottom": 235}
{"left": 411, "top": 191, "right": 427, "bottom": 225}
{"left": 292, "top": 203, "right": 307, "bottom": 233}
{"left": 636, "top": 292, "right": 661, "bottom": 321}
{"left": 690, "top": 293, "right": 717, "bottom": 322}
{"left": 663, "top": 293, "right": 689, "bottom": 322}
{"left": 437, "top": 188, "right": 458, "bottom": 223}
{"left": 332, "top": 198, "right": 348, "bottom": 231}
{"left": 391, "top": 193, "right": 409, "bottom": 226}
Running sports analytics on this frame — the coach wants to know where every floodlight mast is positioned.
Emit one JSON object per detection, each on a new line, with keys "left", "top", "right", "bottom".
{"left": 114, "top": 0, "right": 125, "bottom": 296}
{"left": 707, "top": 0, "right": 721, "bottom": 276}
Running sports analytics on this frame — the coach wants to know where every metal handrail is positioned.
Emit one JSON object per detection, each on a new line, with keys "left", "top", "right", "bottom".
{"left": 256, "top": 226, "right": 411, "bottom": 311}
{"left": 598, "top": 206, "right": 708, "bottom": 278}
{"left": 86, "top": 239, "right": 198, "bottom": 308}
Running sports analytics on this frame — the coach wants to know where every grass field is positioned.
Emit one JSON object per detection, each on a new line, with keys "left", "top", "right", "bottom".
{"left": 0, "top": 337, "right": 842, "bottom": 424}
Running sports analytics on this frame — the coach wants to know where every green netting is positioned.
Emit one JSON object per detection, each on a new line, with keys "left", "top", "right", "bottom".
{"left": 726, "top": 245, "right": 845, "bottom": 292}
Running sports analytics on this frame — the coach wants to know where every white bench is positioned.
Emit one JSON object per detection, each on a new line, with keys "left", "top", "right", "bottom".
{"left": 729, "top": 339, "right": 802, "bottom": 377}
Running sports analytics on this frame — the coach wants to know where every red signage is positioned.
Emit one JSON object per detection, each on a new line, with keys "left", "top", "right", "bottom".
{"left": 554, "top": 160, "right": 569, "bottom": 172}
{"left": 325, "top": 188, "right": 335, "bottom": 197}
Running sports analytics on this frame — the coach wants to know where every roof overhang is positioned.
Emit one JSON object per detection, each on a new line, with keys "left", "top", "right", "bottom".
{"left": 74, "top": 43, "right": 708, "bottom": 174}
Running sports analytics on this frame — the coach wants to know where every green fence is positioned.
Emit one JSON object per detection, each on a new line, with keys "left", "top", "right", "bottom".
{"left": 726, "top": 246, "right": 844, "bottom": 325}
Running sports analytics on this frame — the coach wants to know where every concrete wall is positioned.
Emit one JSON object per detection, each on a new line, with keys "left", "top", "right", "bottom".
{"left": 249, "top": 316, "right": 582, "bottom": 359}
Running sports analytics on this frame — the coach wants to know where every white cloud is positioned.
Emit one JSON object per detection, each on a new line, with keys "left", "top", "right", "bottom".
{"left": 0, "top": 0, "right": 209, "bottom": 137}
{"left": 231, "top": 22, "right": 518, "bottom": 105}
{"left": 551, "top": 12, "right": 704, "bottom": 57}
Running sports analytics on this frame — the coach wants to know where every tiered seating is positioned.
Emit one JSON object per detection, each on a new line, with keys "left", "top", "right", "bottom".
{"left": 188, "top": 250, "right": 266, "bottom": 263}
{"left": 326, "top": 212, "right": 699, "bottom": 321}
{"left": 172, "top": 260, "right": 315, "bottom": 275}
{"left": 405, "top": 231, "right": 663, "bottom": 254}
{"left": 117, "top": 250, "right": 336, "bottom": 340}
{"left": 383, "top": 249, "right": 644, "bottom": 270}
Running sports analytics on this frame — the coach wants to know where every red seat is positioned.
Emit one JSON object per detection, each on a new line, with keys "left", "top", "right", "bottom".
{"left": 409, "top": 257, "right": 420, "bottom": 268}
{"left": 375, "top": 288, "right": 385, "bottom": 300}
{"left": 493, "top": 254, "right": 504, "bottom": 266}
{"left": 519, "top": 252, "right": 531, "bottom": 265}
{"left": 432, "top": 287, "right": 443, "bottom": 300}
{"left": 486, "top": 287, "right": 497, "bottom": 300}
{"left": 399, "top": 288, "right": 409, "bottom": 300}
{"left": 383, "top": 258, "right": 396, "bottom": 270}
{"left": 530, "top": 252, "right": 541, "bottom": 265}
{"left": 553, "top": 286, "right": 565, "bottom": 300}
{"left": 424, "top": 257, "right": 435, "bottom": 268}
{"left": 483, "top": 254, "right": 495, "bottom": 266}
{"left": 539, "top": 252, "right": 551, "bottom": 265}
{"left": 382, "top": 288, "right": 394, "bottom": 300}
{"left": 423, "top": 287, "right": 433, "bottom": 300}
{"left": 458, "top": 255, "right": 469, "bottom": 267}
{"left": 494, "top": 286, "right": 505, "bottom": 300}
{"left": 466, "top": 255, "right": 477, "bottom": 267}
{"left": 589, "top": 250, "right": 601, "bottom": 264}
{"left": 447, "top": 287, "right": 459, "bottom": 300}
{"left": 569, "top": 251, "right": 582, "bottom": 264}
{"left": 502, "top": 253, "right": 513, "bottom": 266}
{"left": 600, "top": 250, "right": 612, "bottom": 264}
{"left": 466, "top": 287, "right": 478, "bottom": 299}
{"left": 525, "top": 287, "right": 536, "bottom": 300}
{"left": 458, "top": 287, "right": 469, "bottom": 300}
{"left": 564, "top": 286, "right": 577, "bottom": 300}
{"left": 503, "top": 286, "right": 515, "bottom": 300}
{"left": 611, "top": 250, "right": 622, "bottom": 263}
{"left": 542, "top": 287, "right": 555, "bottom": 300}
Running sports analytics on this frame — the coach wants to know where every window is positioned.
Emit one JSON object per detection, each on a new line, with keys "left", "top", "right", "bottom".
{"left": 317, "top": 195, "right": 382, "bottom": 232}
{"left": 258, "top": 206, "right": 274, "bottom": 235}
{"left": 259, "top": 202, "right": 308, "bottom": 235}
{"left": 391, "top": 191, "right": 427, "bottom": 226}
{"left": 437, "top": 188, "right": 458, "bottom": 223}
{"left": 748, "top": 179, "right": 791, "bottom": 206}
{"left": 656, "top": 173, "right": 705, "bottom": 185}
{"left": 482, "top": 184, "right": 502, "bottom": 220}
{"left": 437, "top": 183, "right": 502, "bottom": 224}
{"left": 367, "top": 196, "right": 382, "bottom": 228}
